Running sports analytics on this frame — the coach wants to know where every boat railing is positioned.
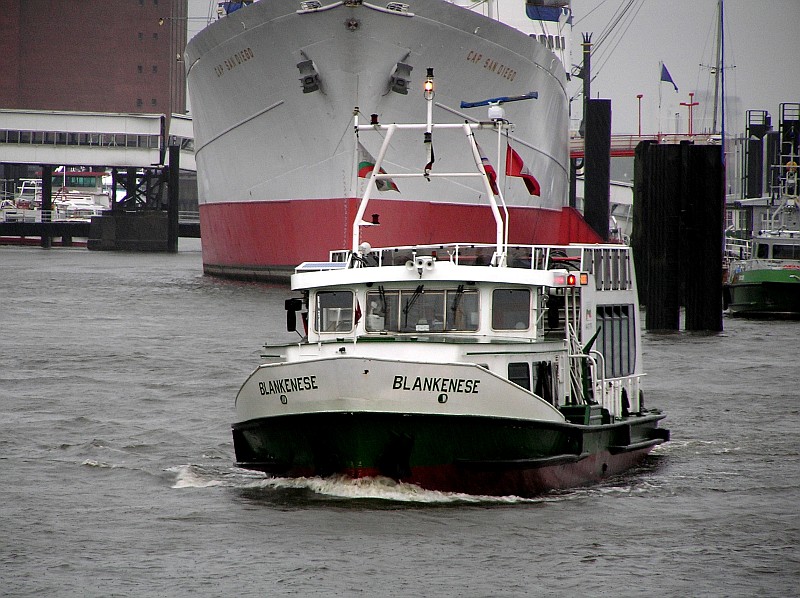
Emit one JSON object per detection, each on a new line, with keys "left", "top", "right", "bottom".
{"left": 329, "top": 243, "right": 627, "bottom": 272}
{"left": 724, "top": 236, "right": 751, "bottom": 261}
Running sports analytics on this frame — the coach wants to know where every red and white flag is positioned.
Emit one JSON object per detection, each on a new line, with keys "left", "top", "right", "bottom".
{"left": 475, "top": 142, "right": 499, "bottom": 195}
{"left": 505, "top": 144, "right": 540, "bottom": 196}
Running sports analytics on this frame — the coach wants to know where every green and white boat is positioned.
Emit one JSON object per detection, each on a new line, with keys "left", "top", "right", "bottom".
{"left": 724, "top": 102, "right": 800, "bottom": 317}
{"left": 724, "top": 228, "right": 800, "bottom": 317}
{"left": 232, "top": 76, "right": 669, "bottom": 497}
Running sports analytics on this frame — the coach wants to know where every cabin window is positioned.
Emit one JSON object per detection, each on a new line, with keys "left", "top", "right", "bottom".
{"left": 755, "top": 243, "right": 769, "bottom": 259}
{"left": 365, "top": 288, "right": 478, "bottom": 332}
{"left": 595, "top": 305, "right": 635, "bottom": 378}
{"left": 773, "top": 244, "right": 800, "bottom": 259}
{"left": 508, "top": 362, "right": 530, "bottom": 390}
{"left": 315, "top": 290, "right": 353, "bottom": 332}
{"left": 492, "top": 289, "right": 530, "bottom": 330}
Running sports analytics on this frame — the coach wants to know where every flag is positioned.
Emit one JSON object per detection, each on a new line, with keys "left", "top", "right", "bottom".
{"left": 505, "top": 144, "right": 540, "bottom": 196}
{"left": 475, "top": 142, "right": 499, "bottom": 195}
{"left": 424, "top": 132, "right": 435, "bottom": 177}
{"left": 357, "top": 142, "right": 399, "bottom": 192}
{"left": 354, "top": 300, "right": 362, "bottom": 325}
{"left": 660, "top": 63, "right": 678, "bottom": 92}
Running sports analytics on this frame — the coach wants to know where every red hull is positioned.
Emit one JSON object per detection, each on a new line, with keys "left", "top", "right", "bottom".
{"left": 284, "top": 448, "right": 654, "bottom": 497}
{"left": 200, "top": 198, "right": 602, "bottom": 279}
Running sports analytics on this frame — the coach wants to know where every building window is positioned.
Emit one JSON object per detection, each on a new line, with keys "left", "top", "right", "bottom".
{"left": 151, "top": 98, "right": 157, "bottom": 106}
{"left": 152, "top": 65, "right": 158, "bottom": 73}
{"left": 138, "top": 32, "right": 143, "bottom": 40}
{"left": 136, "top": 99, "right": 143, "bottom": 107}
{"left": 153, "top": 32, "right": 158, "bottom": 39}
{"left": 137, "top": 65, "right": 143, "bottom": 74}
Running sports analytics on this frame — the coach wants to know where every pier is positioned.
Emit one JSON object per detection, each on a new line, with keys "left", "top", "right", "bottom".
{"left": 0, "top": 110, "right": 197, "bottom": 250}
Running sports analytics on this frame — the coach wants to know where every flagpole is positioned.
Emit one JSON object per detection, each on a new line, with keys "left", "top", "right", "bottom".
{"left": 658, "top": 62, "right": 663, "bottom": 135}
{"left": 351, "top": 107, "right": 359, "bottom": 197}
{"left": 497, "top": 124, "right": 509, "bottom": 253}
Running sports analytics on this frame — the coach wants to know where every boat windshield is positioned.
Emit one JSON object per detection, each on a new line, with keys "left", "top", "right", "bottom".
{"left": 365, "top": 288, "right": 479, "bottom": 333}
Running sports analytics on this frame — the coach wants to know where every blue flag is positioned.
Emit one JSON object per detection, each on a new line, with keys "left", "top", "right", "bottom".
{"left": 660, "top": 64, "right": 678, "bottom": 92}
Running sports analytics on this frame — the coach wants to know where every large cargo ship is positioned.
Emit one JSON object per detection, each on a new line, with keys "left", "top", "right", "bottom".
{"left": 185, "top": 0, "right": 600, "bottom": 280}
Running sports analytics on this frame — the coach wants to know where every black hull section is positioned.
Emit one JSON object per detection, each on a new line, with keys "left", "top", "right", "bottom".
{"left": 232, "top": 411, "right": 669, "bottom": 497}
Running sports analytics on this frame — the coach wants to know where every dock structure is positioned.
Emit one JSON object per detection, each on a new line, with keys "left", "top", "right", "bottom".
{"left": 632, "top": 141, "right": 724, "bottom": 332}
{"left": 0, "top": 109, "right": 197, "bottom": 249}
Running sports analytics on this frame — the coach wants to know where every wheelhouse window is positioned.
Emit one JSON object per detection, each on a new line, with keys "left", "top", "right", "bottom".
{"left": 365, "top": 287, "right": 479, "bottom": 332}
{"left": 492, "top": 289, "right": 530, "bottom": 330}
{"left": 773, "top": 243, "right": 800, "bottom": 259}
{"left": 315, "top": 290, "right": 353, "bottom": 332}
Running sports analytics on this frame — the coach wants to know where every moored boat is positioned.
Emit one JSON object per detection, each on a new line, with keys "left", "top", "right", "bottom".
{"left": 186, "top": 0, "right": 600, "bottom": 280}
{"left": 232, "top": 79, "right": 669, "bottom": 497}
{"left": 724, "top": 102, "right": 800, "bottom": 317}
{"left": 724, "top": 228, "right": 800, "bottom": 317}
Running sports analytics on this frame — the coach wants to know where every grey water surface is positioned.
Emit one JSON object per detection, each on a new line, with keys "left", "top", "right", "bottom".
{"left": 1, "top": 241, "right": 797, "bottom": 597}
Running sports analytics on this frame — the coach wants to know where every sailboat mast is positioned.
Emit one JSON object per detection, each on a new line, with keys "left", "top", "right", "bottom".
{"left": 712, "top": 0, "right": 722, "bottom": 134}
{"left": 720, "top": 0, "right": 726, "bottom": 167}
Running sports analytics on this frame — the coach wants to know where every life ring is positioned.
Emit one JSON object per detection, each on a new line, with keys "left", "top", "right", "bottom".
{"left": 787, "top": 160, "right": 798, "bottom": 175}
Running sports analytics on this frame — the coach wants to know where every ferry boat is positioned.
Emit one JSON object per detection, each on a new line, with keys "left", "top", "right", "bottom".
{"left": 232, "top": 78, "right": 669, "bottom": 497}
{"left": 185, "top": 0, "right": 601, "bottom": 280}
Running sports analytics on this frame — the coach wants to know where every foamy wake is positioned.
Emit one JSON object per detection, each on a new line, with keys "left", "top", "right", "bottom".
{"left": 167, "top": 464, "right": 542, "bottom": 504}
{"left": 81, "top": 459, "right": 120, "bottom": 469}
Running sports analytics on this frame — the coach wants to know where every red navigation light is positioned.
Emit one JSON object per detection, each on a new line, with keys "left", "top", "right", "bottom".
{"left": 567, "top": 274, "right": 577, "bottom": 286}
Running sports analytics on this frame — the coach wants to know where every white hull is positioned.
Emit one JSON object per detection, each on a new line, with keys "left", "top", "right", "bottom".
{"left": 185, "top": 1, "right": 585, "bottom": 274}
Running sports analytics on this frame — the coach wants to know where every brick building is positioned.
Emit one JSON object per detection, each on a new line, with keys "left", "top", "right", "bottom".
{"left": 0, "top": 0, "right": 187, "bottom": 115}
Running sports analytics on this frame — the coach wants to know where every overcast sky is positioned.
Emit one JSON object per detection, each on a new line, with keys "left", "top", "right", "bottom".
{"left": 187, "top": 0, "right": 800, "bottom": 136}
{"left": 569, "top": 0, "right": 800, "bottom": 136}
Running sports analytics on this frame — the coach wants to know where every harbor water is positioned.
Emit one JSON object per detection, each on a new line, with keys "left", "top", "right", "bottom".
{"left": 1, "top": 241, "right": 798, "bottom": 597}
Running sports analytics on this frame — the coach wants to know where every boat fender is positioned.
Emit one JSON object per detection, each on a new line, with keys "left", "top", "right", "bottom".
{"left": 639, "top": 389, "right": 645, "bottom": 413}
{"left": 786, "top": 160, "right": 798, "bottom": 174}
